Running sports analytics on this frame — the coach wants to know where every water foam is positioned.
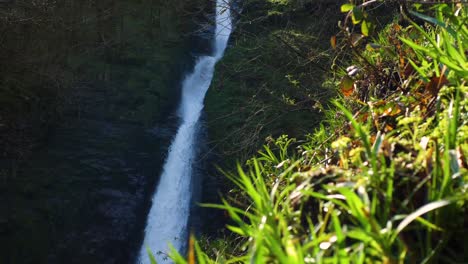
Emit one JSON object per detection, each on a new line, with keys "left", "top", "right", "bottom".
{"left": 137, "top": 1, "right": 233, "bottom": 263}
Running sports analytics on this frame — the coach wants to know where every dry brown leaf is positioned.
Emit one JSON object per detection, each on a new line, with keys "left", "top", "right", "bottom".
{"left": 384, "top": 124, "right": 394, "bottom": 132}
{"left": 425, "top": 74, "right": 449, "bottom": 96}
{"left": 188, "top": 235, "right": 195, "bottom": 264}
{"left": 330, "top": 35, "right": 337, "bottom": 49}
{"left": 340, "top": 75, "right": 354, "bottom": 97}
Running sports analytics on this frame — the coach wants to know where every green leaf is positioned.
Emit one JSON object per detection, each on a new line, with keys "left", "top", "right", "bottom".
{"left": 169, "top": 244, "right": 188, "bottom": 264}
{"left": 302, "top": 190, "right": 350, "bottom": 210}
{"left": 439, "top": 55, "right": 465, "bottom": 73}
{"left": 147, "top": 247, "right": 158, "bottom": 264}
{"left": 347, "top": 229, "right": 374, "bottom": 243}
{"left": 338, "top": 188, "right": 370, "bottom": 229}
{"left": 227, "top": 225, "right": 248, "bottom": 236}
{"left": 407, "top": 59, "right": 429, "bottom": 82}
{"left": 341, "top": 3, "right": 355, "bottom": 13}
{"left": 412, "top": 3, "right": 422, "bottom": 12}
{"left": 334, "top": 101, "right": 372, "bottom": 160}
{"left": 446, "top": 45, "right": 465, "bottom": 67}
{"left": 456, "top": 33, "right": 467, "bottom": 61}
{"left": 372, "top": 132, "right": 383, "bottom": 158}
{"left": 332, "top": 211, "right": 344, "bottom": 243}
{"left": 194, "top": 241, "right": 210, "bottom": 264}
{"left": 352, "top": 7, "right": 363, "bottom": 24}
{"left": 399, "top": 37, "right": 429, "bottom": 52}
{"left": 361, "top": 20, "right": 370, "bottom": 36}
{"left": 394, "top": 200, "right": 451, "bottom": 237}
{"left": 409, "top": 10, "right": 457, "bottom": 38}
{"left": 366, "top": 43, "right": 381, "bottom": 51}
{"left": 414, "top": 217, "right": 444, "bottom": 231}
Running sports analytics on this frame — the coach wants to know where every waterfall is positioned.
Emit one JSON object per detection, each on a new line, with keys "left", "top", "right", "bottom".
{"left": 137, "top": 1, "right": 233, "bottom": 263}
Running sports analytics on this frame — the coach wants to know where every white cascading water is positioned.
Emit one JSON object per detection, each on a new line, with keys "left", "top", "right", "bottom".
{"left": 137, "top": 1, "right": 233, "bottom": 263}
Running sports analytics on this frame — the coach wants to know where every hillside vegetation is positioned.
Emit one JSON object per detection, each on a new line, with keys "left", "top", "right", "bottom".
{"left": 0, "top": 0, "right": 206, "bottom": 161}
{"left": 163, "top": 1, "right": 468, "bottom": 263}
{"left": 205, "top": 0, "right": 345, "bottom": 164}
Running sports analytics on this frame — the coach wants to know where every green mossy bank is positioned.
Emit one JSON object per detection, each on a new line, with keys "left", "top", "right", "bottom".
{"left": 205, "top": 0, "right": 342, "bottom": 165}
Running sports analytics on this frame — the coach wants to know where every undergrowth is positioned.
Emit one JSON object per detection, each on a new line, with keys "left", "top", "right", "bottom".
{"left": 150, "top": 2, "right": 467, "bottom": 263}
{"left": 205, "top": 0, "right": 344, "bottom": 164}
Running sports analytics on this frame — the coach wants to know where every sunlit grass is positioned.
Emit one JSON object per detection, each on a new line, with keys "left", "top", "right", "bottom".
{"left": 149, "top": 3, "right": 467, "bottom": 264}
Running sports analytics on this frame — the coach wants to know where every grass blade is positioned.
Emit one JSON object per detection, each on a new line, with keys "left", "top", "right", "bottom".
{"left": 394, "top": 200, "right": 451, "bottom": 238}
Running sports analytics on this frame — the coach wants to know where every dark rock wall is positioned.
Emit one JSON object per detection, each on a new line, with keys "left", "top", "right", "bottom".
{"left": 0, "top": 0, "right": 214, "bottom": 263}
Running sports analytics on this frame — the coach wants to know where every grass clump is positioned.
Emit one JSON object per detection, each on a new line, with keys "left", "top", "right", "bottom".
{"left": 151, "top": 2, "right": 467, "bottom": 264}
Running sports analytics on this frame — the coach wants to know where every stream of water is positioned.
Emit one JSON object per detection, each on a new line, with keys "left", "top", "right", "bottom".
{"left": 137, "top": 1, "right": 233, "bottom": 263}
